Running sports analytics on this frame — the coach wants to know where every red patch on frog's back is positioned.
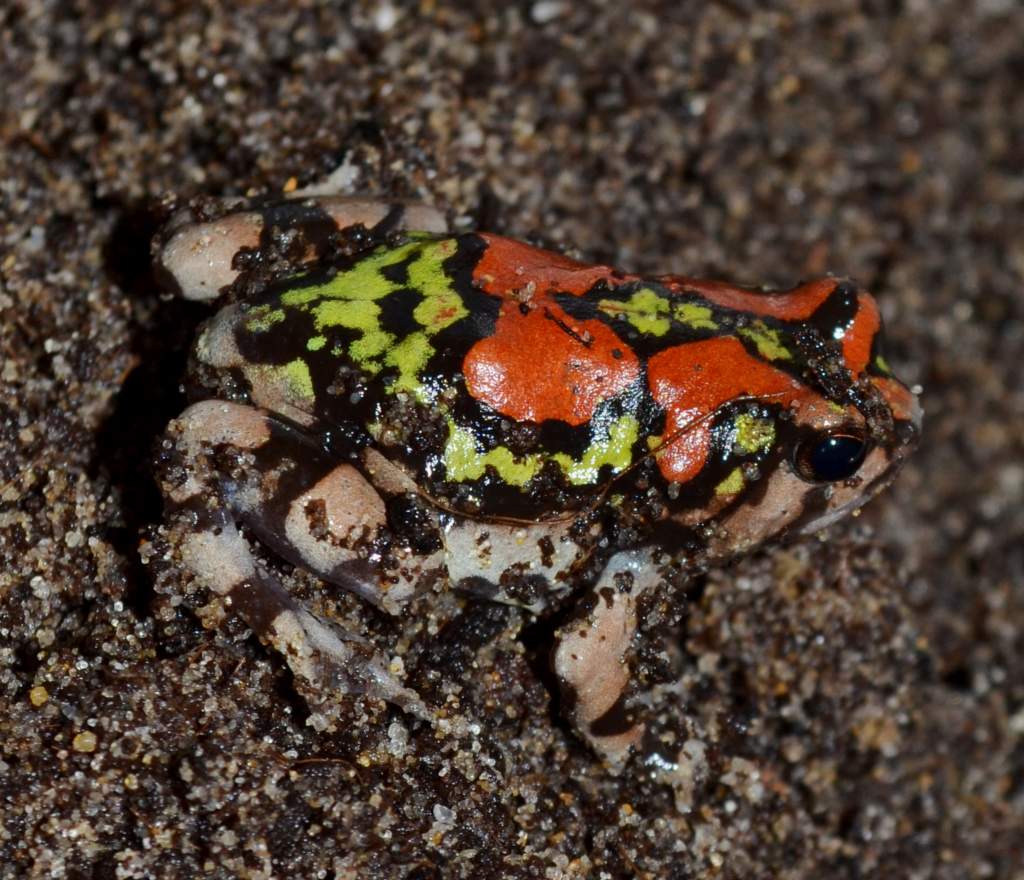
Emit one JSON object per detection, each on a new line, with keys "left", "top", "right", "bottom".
{"left": 663, "top": 275, "right": 883, "bottom": 377}
{"left": 840, "top": 291, "right": 880, "bottom": 374}
{"left": 462, "top": 238, "right": 885, "bottom": 478}
{"left": 647, "top": 337, "right": 811, "bottom": 484}
{"left": 463, "top": 297, "right": 640, "bottom": 426}
{"left": 473, "top": 233, "right": 628, "bottom": 297}
{"left": 658, "top": 276, "right": 836, "bottom": 321}
{"left": 464, "top": 234, "right": 640, "bottom": 426}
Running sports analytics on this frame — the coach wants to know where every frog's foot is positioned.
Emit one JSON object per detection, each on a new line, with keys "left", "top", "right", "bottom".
{"left": 180, "top": 509, "right": 429, "bottom": 719}
{"left": 158, "top": 196, "right": 448, "bottom": 302}
{"left": 553, "top": 550, "right": 663, "bottom": 766}
{"left": 159, "top": 399, "right": 432, "bottom": 719}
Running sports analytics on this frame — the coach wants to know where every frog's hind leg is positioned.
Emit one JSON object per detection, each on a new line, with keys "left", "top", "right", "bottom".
{"left": 179, "top": 504, "right": 427, "bottom": 718}
{"left": 159, "top": 399, "right": 430, "bottom": 719}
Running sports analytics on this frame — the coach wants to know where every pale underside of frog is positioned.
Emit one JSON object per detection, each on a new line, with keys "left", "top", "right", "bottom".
{"left": 154, "top": 194, "right": 920, "bottom": 763}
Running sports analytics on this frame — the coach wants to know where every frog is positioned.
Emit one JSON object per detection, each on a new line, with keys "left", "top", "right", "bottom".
{"left": 153, "top": 194, "right": 921, "bottom": 763}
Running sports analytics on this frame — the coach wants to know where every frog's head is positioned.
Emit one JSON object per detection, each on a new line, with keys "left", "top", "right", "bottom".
{"left": 652, "top": 277, "right": 920, "bottom": 556}
{"left": 794, "top": 351, "right": 919, "bottom": 539}
{"left": 758, "top": 362, "right": 921, "bottom": 541}
{"left": 786, "top": 278, "right": 920, "bottom": 526}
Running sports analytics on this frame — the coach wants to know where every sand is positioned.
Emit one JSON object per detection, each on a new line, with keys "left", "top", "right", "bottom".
{"left": 1, "top": 2, "right": 1022, "bottom": 877}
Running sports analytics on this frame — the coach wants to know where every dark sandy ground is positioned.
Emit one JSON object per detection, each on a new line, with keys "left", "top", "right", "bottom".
{"left": 1, "top": 2, "right": 1022, "bottom": 877}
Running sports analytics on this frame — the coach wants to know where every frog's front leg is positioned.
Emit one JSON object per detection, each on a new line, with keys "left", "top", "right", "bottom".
{"left": 553, "top": 549, "right": 665, "bottom": 764}
{"left": 158, "top": 399, "right": 434, "bottom": 719}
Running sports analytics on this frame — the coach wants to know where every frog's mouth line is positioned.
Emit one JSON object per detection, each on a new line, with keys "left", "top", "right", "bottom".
{"left": 795, "top": 492, "right": 875, "bottom": 536}
{"left": 793, "top": 438, "right": 915, "bottom": 536}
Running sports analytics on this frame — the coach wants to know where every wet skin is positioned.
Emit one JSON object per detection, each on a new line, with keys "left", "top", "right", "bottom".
{"left": 155, "top": 196, "right": 920, "bottom": 762}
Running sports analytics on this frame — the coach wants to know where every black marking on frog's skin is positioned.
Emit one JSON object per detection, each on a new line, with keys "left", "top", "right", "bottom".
{"left": 253, "top": 199, "right": 346, "bottom": 269}
{"left": 500, "top": 571, "right": 554, "bottom": 607}
{"left": 644, "top": 516, "right": 705, "bottom": 563}
{"left": 372, "top": 204, "right": 414, "bottom": 240}
{"left": 556, "top": 280, "right": 859, "bottom": 421}
{"left": 538, "top": 535, "right": 556, "bottom": 567}
{"left": 554, "top": 286, "right": 720, "bottom": 364}
{"left": 588, "top": 692, "right": 635, "bottom": 739}
{"left": 842, "top": 376, "right": 896, "bottom": 442}
{"left": 416, "top": 234, "right": 498, "bottom": 367}
{"left": 386, "top": 494, "right": 443, "bottom": 555}
{"left": 790, "top": 324, "right": 858, "bottom": 407}
{"left": 320, "top": 420, "right": 375, "bottom": 459}
{"left": 185, "top": 360, "right": 250, "bottom": 409}
{"left": 455, "top": 575, "right": 502, "bottom": 601}
{"left": 544, "top": 306, "right": 594, "bottom": 347}
{"left": 229, "top": 576, "right": 292, "bottom": 637}
{"left": 376, "top": 288, "right": 426, "bottom": 338}
{"left": 809, "top": 280, "right": 860, "bottom": 342}
{"left": 326, "top": 556, "right": 393, "bottom": 604}
{"left": 378, "top": 252, "right": 415, "bottom": 285}
{"left": 251, "top": 199, "right": 420, "bottom": 273}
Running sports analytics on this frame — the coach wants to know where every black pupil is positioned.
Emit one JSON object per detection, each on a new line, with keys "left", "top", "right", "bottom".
{"left": 808, "top": 435, "right": 867, "bottom": 482}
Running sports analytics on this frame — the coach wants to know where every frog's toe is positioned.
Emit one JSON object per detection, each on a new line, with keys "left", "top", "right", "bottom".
{"left": 273, "top": 605, "right": 431, "bottom": 721}
{"left": 158, "top": 210, "right": 263, "bottom": 301}
{"left": 178, "top": 508, "right": 429, "bottom": 719}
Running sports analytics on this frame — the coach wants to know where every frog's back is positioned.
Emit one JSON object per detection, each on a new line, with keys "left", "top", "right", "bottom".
{"left": 215, "top": 231, "right": 899, "bottom": 521}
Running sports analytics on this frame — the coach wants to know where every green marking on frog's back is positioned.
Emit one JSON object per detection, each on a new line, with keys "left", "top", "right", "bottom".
{"left": 247, "top": 358, "right": 315, "bottom": 405}
{"left": 598, "top": 287, "right": 719, "bottom": 337}
{"left": 674, "top": 301, "right": 717, "bottom": 331}
{"left": 737, "top": 320, "right": 791, "bottom": 361}
{"left": 733, "top": 413, "right": 776, "bottom": 454}
{"left": 245, "top": 304, "right": 287, "bottom": 333}
{"left": 243, "top": 237, "right": 466, "bottom": 399}
{"left": 715, "top": 467, "right": 745, "bottom": 496}
{"left": 443, "top": 413, "right": 640, "bottom": 488}
{"left": 550, "top": 414, "right": 639, "bottom": 485}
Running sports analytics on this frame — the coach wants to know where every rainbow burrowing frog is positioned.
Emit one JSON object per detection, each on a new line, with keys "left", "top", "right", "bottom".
{"left": 154, "top": 196, "right": 920, "bottom": 761}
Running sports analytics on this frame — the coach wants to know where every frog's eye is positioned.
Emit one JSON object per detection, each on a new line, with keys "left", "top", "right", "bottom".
{"left": 794, "top": 431, "right": 870, "bottom": 483}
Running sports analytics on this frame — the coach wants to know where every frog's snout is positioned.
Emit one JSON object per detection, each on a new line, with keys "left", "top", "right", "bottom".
{"left": 790, "top": 380, "right": 920, "bottom": 539}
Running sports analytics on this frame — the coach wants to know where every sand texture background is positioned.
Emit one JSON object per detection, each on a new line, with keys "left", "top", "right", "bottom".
{"left": 1, "top": 1, "right": 1022, "bottom": 877}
